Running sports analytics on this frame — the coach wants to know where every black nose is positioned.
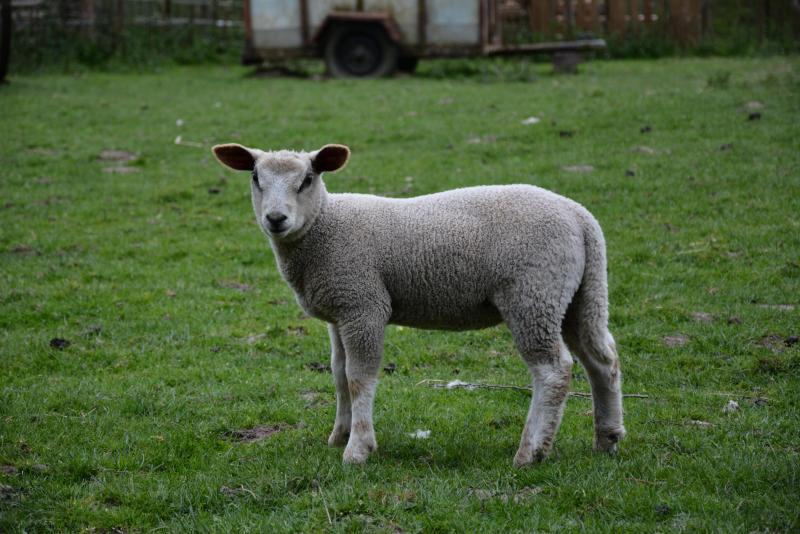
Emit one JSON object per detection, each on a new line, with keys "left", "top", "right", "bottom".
{"left": 266, "top": 212, "right": 288, "bottom": 228}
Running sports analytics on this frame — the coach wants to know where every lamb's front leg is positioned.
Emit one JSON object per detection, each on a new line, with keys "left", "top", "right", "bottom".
{"left": 338, "top": 319, "right": 385, "bottom": 465}
{"left": 327, "top": 324, "right": 351, "bottom": 447}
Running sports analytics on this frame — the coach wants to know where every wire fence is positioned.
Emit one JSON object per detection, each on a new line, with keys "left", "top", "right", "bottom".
{"left": 9, "top": 0, "right": 244, "bottom": 70}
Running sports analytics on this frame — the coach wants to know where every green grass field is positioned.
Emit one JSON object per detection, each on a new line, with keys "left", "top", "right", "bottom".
{"left": 1, "top": 57, "right": 799, "bottom": 532}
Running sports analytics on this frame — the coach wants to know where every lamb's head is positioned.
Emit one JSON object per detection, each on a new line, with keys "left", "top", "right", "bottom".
{"left": 212, "top": 143, "right": 349, "bottom": 241}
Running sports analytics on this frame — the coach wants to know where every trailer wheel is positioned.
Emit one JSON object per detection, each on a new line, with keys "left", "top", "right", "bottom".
{"left": 324, "top": 25, "right": 397, "bottom": 78}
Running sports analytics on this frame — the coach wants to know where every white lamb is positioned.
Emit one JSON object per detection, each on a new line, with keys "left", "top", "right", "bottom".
{"left": 212, "top": 143, "right": 626, "bottom": 466}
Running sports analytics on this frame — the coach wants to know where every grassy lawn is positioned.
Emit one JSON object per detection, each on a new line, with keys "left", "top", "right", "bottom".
{"left": 1, "top": 57, "right": 799, "bottom": 532}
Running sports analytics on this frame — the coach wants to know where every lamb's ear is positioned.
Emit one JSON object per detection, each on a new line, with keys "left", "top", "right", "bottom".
{"left": 311, "top": 144, "right": 350, "bottom": 174}
{"left": 212, "top": 143, "right": 258, "bottom": 171}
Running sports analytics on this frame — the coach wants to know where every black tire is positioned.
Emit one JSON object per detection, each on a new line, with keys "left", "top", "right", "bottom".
{"left": 324, "top": 25, "right": 398, "bottom": 78}
{"left": 397, "top": 56, "right": 419, "bottom": 74}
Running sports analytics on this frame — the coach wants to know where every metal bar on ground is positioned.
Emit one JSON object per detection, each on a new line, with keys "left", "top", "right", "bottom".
{"left": 484, "top": 37, "right": 606, "bottom": 55}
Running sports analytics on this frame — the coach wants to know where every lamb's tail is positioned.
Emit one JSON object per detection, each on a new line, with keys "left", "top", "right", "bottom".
{"left": 564, "top": 210, "right": 617, "bottom": 365}
{"left": 564, "top": 209, "right": 626, "bottom": 449}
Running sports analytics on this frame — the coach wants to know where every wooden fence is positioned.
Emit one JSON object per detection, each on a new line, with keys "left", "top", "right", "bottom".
{"left": 4, "top": 0, "right": 798, "bottom": 69}
{"left": 495, "top": 0, "right": 709, "bottom": 45}
{"left": 501, "top": 0, "right": 799, "bottom": 45}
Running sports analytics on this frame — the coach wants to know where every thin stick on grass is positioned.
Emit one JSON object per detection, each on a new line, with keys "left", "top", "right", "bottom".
{"left": 314, "top": 481, "right": 333, "bottom": 525}
{"left": 416, "top": 379, "right": 649, "bottom": 399}
{"left": 702, "top": 392, "right": 769, "bottom": 400}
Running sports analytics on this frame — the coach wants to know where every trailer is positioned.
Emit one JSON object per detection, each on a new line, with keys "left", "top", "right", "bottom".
{"left": 242, "top": 0, "right": 606, "bottom": 76}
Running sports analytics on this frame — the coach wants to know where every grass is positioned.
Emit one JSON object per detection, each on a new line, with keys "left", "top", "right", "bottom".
{"left": 1, "top": 56, "right": 799, "bottom": 532}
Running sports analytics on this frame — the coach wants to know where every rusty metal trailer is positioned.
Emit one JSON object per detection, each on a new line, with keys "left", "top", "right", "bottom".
{"left": 242, "top": 0, "right": 605, "bottom": 76}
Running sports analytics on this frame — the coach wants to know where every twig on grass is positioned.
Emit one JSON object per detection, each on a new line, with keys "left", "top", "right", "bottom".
{"left": 703, "top": 392, "right": 769, "bottom": 400}
{"left": 313, "top": 480, "right": 333, "bottom": 525}
{"left": 174, "top": 135, "right": 203, "bottom": 148}
{"left": 416, "top": 379, "right": 649, "bottom": 399}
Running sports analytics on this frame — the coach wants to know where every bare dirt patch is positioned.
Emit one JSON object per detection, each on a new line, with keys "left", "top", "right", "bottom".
{"left": 103, "top": 166, "right": 140, "bottom": 174}
{"left": 220, "top": 485, "right": 257, "bottom": 498}
{"left": 691, "top": 312, "right": 714, "bottom": 323}
{"left": 305, "top": 361, "right": 331, "bottom": 373}
{"left": 10, "top": 245, "right": 40, "bottom": 256}
{"left": 0, "top": 483, "right": 20, "bottom": 504}
{"left": 49, "top": 338, "right": 71, "bottom": 350}
{"left": 226, "top": 422, "right": 304, "bottom": 443}
{"left": 756, "top": 334, "right": 785, "bottom": 353}
{"left": 468, "top": 486, "right": 544, "bottom": 503}
{"left": 466, "top": 135, "right": 497, "bottom": 144}
{"left": 25, "top": 147, "right": 59, "bottom": 157}
{"left": 0, "top": 465, "right": 18, "bottom": 475}
{"left": 218, "top": 280, "right": 252, "bottom": 293}
{"left": 287, "top": 325, "right": 307, "bottom": 337}
{"left": 663, "top": 334, "right": 689, "bottom": 347}
{"left": 300, "top": 391, "right": 330, "bottom": 408}
{"left": 563, "top": 164, "right": 594, "bottom": 173}
{"left": 632, "top": 145, "right": 657, "bottom": 155}
{"left": 756, "top": 304, "right": 795, "bottom": 311}
{"left": 99, "top": 150, "right": 138, "bottom": 163}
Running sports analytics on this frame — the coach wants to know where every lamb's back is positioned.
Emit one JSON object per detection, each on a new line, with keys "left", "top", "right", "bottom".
{"left": 321, "top": 185, "right": 586, "bottom": 329}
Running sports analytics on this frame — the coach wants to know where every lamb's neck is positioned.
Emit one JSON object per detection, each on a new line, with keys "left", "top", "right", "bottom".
{"left": 269, "top": 191, "right": 330, "bottom": 293}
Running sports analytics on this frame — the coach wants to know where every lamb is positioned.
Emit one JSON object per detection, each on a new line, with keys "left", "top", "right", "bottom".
{"left": 212, "top": 142, "right": 626, "bottom": 466}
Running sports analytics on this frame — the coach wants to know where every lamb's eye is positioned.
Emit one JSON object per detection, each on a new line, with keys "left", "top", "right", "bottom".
{"left": 251, "top": 171, "right": 260, "bottom": 189}
{"left": 298, "top": 173, "right": 313, "bottom": 193}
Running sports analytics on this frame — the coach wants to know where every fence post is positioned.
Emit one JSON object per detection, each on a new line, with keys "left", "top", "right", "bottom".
{"left": 575, "top": 0, "right": 598, "bottom": 33}
{"left": 700, "top": 0, "right": 711, "bottom": 39}
{"left": 114, "top": 0, "right": 125, "bottom": 34}
{"left": 669, "top": 0, "right": 700, "bottom": 44}
{"left": 80, "top": 0, "right": 95, "bottom": 38}
{"left": 528, "top": 0, "right": 549, "bottom": 36}
{"left": 794, "top": 0, "right": 800, "bottom": 42}
{"left": 0, "top": 0, "right": 10, "bottom": 84}
{"left": 607, "top": 0, "right": 626, "bottom": 36}
{"left": 564, "top": 0, "right": 574, "bottom": 37}
{"left": 629, "top": 0, "right": 639, "bottom": 32}
{"left": 754, "top": 0, "right": 763, "bottom": 39}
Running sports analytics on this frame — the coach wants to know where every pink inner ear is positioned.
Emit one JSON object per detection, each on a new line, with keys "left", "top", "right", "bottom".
{"left": 313, "top": 145, "right": 349, "bottom": 173}
{"left": 213, "top": 145, "right": 254, "bottom": 171}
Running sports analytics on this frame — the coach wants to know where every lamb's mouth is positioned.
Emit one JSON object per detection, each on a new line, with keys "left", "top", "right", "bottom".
{"left": 268, "top": 227, "right": 289, "bottom": 237}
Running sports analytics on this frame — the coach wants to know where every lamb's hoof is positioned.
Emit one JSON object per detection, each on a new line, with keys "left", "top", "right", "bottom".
{"left": 327, "top": 427, "right": 350, "bottom": 448}
{"left": 594, "top": 428, "right": 626, "bottom": 454}
{"left": 513, "top": 448, "right": 547, "bottom": 468}
{"left": 342, "top": 440, "right": 376, "bottom": 465}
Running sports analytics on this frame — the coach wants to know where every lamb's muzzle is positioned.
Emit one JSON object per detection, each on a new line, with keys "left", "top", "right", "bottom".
{"left": 265, "top": 212, "right": 288, "bottom": 233}
{"left": 212, "top": 142, "right": 627, "bottom": 466}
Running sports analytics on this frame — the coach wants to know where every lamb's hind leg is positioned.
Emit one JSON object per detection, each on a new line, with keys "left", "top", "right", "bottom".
{"left": 497, "top": 288, "right": 574, "bottom": 466}
{"left": 495, "top": 256, "right": 581, "bottom": 466}
{"left": 327, "top": 324, "right": 351, "bottom": 447}
{"left": 563, "top": 308, "right": 625, "bottom": 452}
{"left": 512, "top": 338, "right": 573, "bottom": 466}
{"left": 576, "top": 334, "right": 625, "bottom": 453}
